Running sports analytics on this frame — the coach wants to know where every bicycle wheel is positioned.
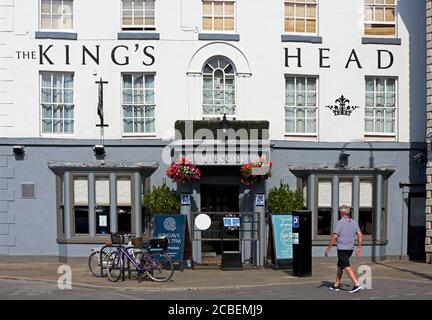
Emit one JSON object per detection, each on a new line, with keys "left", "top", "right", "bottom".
{"left": 145, "top": 252, "right": 174, "bottom": 282}
{"left": 106, "top": 251, "right": 123, "bottom": 282}
{"left": 88, "top": 251, "right": 107, "bottom": 277}
{"left": 128, "top": 249, "right": 146, "bottom": 280}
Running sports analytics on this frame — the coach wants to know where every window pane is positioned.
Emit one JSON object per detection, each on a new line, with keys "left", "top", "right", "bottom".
{"left": 360, "top": 181, "right": 373, "bottom": 207}
{"left": 96, "top": 177, "right": 110, "bottom": 206}
{"left": 74, "top": 207, "right": 89, "bottom": 234}
{"left": 225, "top": 2, "right": 234, "bottom": 15}
{"left": 359, "top": 209, "right": 373, "bottom": 235}
{"left": 225, "top": 17, "right": 234, "bottom": 31}
{"left": 339, "top": 181, "right": 352, "bottom": 207}
{"left": 214, "top": 17, "right": 223, "bottom": 30}
{"left": 74, "top": 177, "right": 88, "bottom": 205}
{"left": 96, "top": 207, "right": 110, "bottom": 235}
{"left": 295, "top": 19, "right": 305, "bottom": 32}
{"left": 318, "top": 180, "right": 332, "bottom": 207}
{"left": 306, "top": 19, "right": 316, "bottom": 33}
{"left": 365, "top": 6, "right": 373, "bottom": 21}
{"left": 306, "top": 4, "right": 316, "bottom": 18}
{"left": 145, "top": 118, "right": 155, "bottom": 132}
{"left": 285, "top": 4, "right": 294, "bottom": 17}
{"left": 63, "top": 0, "right": 73, "bottom": 15}
{"left": 286, "top": 118, "right": 295, "bottom": 133}
{"left": 117, "top": 207, "right": 132, "bottom": 234}
{"left": 295, "top": 5, "right": 305, "bottom": 18}
{"left": 41, "top": 14, "right": 52, "bottom": 29}
{"left": 285, "top": 18, "right": 295, "bottom": 32}
{"left": 117, "top": 177, "right": 132, "bottom": 206}
{"left": 41, "top": 0, "right": 51, "bottom": 14}
{"left": 203, "top": 17, "right": 212, "bottom": 30}
{"left": 307, "top": 78, "right": 316, "bottom": 91}
{"left": 318, "top": 209, "right": 332, "bottom": 235}
{"left": 214, "top": 2, "right": 223, "bottom": 15}
{"left": 123, "top": 10, "right": 133, "bottom": 25}
{"left": 365, "top": 93, "right": 374, "bottom": 107}
{"left": 385, "top": 8, "right": 395, "bottom": 22}
{"left": 203, "top": 2, "right": 212, "bottom": 15}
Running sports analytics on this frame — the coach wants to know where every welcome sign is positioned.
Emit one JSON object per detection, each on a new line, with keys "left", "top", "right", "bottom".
{"left": 153, "top": 214, "right": 186, "bottom": 262}
{"left": 271, "top": 214, "right": 293, "bottom": 260}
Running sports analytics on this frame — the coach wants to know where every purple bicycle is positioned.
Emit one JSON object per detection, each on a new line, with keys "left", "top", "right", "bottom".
{"left": 106, "top": 234, "right": 174, "bottom": 283}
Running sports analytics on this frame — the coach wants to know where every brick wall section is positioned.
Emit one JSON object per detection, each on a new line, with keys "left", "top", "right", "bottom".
{"left": 427, "top": 0, "right": 432, "bottom": 264}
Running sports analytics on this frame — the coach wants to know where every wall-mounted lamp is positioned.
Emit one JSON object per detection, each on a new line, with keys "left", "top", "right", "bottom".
{"left": 13, "top": 145, "right": 25, "bottom": 155}
{"left": 339, "top": 151, "right": 350, "bottom": 168}
{"left": 93, "top": 144, "right": 105, "bottom": 155}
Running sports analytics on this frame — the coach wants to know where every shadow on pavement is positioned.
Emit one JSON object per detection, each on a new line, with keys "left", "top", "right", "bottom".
{"left": 374, "top": 262, "right": 432, "bottom": 282}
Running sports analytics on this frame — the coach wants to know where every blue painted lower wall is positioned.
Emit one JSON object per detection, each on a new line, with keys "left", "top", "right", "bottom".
{"left": 0, "top": 139, "right": 426, "bottom": 259}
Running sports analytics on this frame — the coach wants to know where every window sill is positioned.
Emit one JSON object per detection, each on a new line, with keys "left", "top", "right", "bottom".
{"left": 284, "top": 133, "right": 317, "bottom": 141}
{"left": 57, "top": 237, "right": 109, "bottom": 244}
{"left": 362, "top": 37, "right": 401, "bottom": 45}
{"left": 364, "top": 134, "right": 396, "bottom": 141}
{"left": 35, "top": 31, "right": 78, "bottom": 40}
{"left": 281, "top": 34, "right": 322, "bottom": 43}
{"left": 122, "top": 133, "right": 157, "bottom": 138}
{"left": 117, "top": 32, "right": 160, "bottom": 40}
{"left": 312, "top": 239, "right": 388, "bottom": 246}
{"left": 198, "top": 33, "right": 240, "bottom": 41}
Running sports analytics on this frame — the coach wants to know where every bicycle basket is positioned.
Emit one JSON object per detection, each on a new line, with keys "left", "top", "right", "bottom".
{"left": 110, "top": 234, "right": 124, "bottom": 244}
{"left": 149, "top": 236, "right": 168, "bottom": 251}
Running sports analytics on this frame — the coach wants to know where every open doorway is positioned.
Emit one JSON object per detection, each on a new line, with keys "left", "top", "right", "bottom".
{"left": 200, "top": 184, "right": 239, "bottom": 265}
{"left": 408, "top": 194, "right": 426, "bottom": 261}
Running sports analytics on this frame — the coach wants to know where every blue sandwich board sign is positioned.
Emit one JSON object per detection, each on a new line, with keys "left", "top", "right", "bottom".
{"left": 271, "top": 214, "right": 293, "bottom": 260}
{"left": 153, "top": 214, "right": 186, "bottom": 261}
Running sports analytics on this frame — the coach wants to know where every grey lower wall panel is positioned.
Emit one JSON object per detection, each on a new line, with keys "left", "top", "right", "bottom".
{"left": 0, "top": 141, "right": 424, "bottom": 257}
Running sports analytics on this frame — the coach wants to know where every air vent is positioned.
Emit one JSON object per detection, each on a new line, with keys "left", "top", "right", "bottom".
{"left": 22, "top": 183, "right": 35, "bottom": 199}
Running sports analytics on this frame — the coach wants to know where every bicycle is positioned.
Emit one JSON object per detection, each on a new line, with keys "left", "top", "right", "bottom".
{"left": 106, "top": 235, "right": 174, "bottom": 283}
{"left": 88, "top": 233, "right": 137, "bottom": 278}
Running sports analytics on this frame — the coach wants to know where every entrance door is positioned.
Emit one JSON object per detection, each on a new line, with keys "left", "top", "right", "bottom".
{"left": 200, "top": 184, "right": 239, "bottom": 265}
{"left": 408, "top": 194, "right": 426, "bottom": 261}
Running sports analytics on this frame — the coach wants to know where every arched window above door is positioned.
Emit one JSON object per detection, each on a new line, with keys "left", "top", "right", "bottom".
{"left": 202, "top": 56, "right": 236, "bottom": 118}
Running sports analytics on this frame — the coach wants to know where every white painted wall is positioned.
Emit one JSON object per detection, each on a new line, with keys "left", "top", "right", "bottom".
{"left": 1, "top": 0, "right": 426, "bottom": 142}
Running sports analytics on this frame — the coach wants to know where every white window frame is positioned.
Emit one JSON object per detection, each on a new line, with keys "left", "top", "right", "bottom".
{"left": 364, "top": 0, "right": 397, "bottom": 38}
{"left": 39, "top": 71, "right": 74, "bottom": 137}
{"left": 202, "top": 57, "right": 237, "bottom": 119}
{"left": 121, "top": 0, "right": 156, "bottom": 31}
{"left": 284, "top": 75, "right": 318, "bottom": 136}
{"left": 364, "top": 76, "right": 397, "bottom": 137}
{"left": 202, "top": 0, "right": 236, "bottom": 33}
{"left": 39, "top": 0, "right": 74, "bottom": 31}
{"left": 284, "top": 0, "right": 318, "bottom": 35}
{"left": 121, "top": 73, "right": 156, "bottom": 137}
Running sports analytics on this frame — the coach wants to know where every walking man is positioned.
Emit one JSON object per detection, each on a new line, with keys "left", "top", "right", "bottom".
{"left": 325, "top": 205, "right": 363, "bottom": 293}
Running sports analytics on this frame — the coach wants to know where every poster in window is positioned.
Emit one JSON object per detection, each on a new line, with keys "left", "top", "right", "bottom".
{"left": 99, "top": 215, "right": 108, "bottom": 227}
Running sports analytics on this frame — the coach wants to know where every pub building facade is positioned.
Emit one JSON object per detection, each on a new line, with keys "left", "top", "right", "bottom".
{"left": 0, "top": 0, "right": 428, "bottom": 265}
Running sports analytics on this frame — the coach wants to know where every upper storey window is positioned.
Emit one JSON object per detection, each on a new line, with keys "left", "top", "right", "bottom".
{"left": 284, "top": 0, "right": 317, "bottom": 34}
{"left": 364, "top": 0, "right": 396, "bottom": 37}
{"left": 40, "top": 0, "right": 73, "bottom": 30}
{"left": 122, "top": 0, "right": 156, "bottom": 31}
{"left": 202, "top": 0, "right": 235, "bottom": 32}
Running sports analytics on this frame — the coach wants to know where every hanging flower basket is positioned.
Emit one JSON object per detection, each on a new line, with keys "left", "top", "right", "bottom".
{"left": 166, "top": 157, "right": 202, "bottom": 183}
{"left": 240, "top": 159, "right": 273, "bottom": 186}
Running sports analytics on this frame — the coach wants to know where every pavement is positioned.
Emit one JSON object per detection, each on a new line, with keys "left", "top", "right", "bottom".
{"left": 0, "top": 256, "right": 431, "bottom": 299}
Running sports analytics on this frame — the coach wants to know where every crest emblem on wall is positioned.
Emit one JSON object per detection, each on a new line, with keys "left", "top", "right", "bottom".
{"left": 326, "top": 95, "right": 359, "bottom": 116}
